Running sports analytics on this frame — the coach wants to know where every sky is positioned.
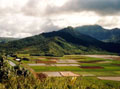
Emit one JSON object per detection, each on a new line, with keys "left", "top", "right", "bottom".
{"left": 0, "top": 0, "right": 120, "bottom": 38}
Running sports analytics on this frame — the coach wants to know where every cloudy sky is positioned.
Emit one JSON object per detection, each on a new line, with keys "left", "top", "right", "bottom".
{"left": 0, "top": 0, "right": 120, "bottom": 38}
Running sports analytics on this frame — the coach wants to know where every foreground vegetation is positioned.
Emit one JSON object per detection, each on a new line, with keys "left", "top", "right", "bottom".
{"left": 1, "top": 54, "right": 120, "bottom": 89}
{"left": 1, "top": 76, "right": 120, "bottom": 89}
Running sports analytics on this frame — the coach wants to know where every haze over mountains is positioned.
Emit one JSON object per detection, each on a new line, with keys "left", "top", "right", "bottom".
{"left": 0, "top": 25, "right": 120, "bottom": 56}
{"left": 75, "top": 25, "right": 120, "bottom": 43}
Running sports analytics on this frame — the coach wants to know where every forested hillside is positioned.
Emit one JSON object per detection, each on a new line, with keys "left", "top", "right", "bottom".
{"left": 0, "top": 37, "right": 19, "bottom": 43}
{"left": 75, "top": 25, "right": 120, "bottom": 43}
{"left": 0, "top": 27, "right": 120, "bottom": 56}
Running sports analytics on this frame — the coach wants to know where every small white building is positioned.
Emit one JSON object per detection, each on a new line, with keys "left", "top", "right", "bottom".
{"left": 15, "top": 58, "right": 21, "bottom": 62}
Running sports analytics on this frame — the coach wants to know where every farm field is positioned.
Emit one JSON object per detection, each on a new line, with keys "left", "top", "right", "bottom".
{"left": 8, "top": 54, "right": 120, "bottom": 77}
{"left": 5, "top": 54, "right": 120, "bottom": 88}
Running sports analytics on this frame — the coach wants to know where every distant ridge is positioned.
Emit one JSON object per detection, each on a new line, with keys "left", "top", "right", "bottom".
{"left": 0, "top": 26, "right": 120, "bottom": 56}
{"left": 0, "top": 37, "right": 19, "bottom": 43}
{"left": 75, "top": 25, "right": 120, "bottom": 43}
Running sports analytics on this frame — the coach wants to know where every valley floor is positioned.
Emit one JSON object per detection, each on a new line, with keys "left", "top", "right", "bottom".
{"left": 8, "top": 54, "right": 120, "bottom": 79}
{"left": 4, "top": 54, "right": 120, "bottom": 89}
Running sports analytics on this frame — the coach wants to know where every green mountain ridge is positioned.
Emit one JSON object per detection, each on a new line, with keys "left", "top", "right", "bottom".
{"left": 75, "top": 25, "right": 120, "bottom": 43}
{"left": 0, "top": 37, "right": 19, "bottom": 43}
{"left": 0, "top": 26, "right": 120, "bottom": 56}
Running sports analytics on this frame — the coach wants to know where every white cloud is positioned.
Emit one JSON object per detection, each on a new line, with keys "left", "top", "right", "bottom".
{"left": 0, "top": 0, "right": 120, "bottom": 38}
{"left": 97, "top": 16, "right": 120, "bottom": 29}
{"left": 51, "top": 12, "right": 100, "bottom": 27}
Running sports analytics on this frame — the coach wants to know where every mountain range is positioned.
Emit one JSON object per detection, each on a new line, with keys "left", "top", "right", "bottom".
{"left": 0, "top": 25, "right": 120, "bottom": 56}
{"left": 75, "top": 25, "right": 120, "bottom": 43}
{"left": 0, "top": 37, "right": 19, "bottom": 43}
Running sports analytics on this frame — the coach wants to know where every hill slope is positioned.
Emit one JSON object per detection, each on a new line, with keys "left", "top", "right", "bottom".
{"left": 75, "top": 25, "right": 120, "bottom": 43}
{"left": 0, "top": 37, "right": 19, "bottom": 43}
{"left": 0, "top": 27, "right": 120, "bottom": 56}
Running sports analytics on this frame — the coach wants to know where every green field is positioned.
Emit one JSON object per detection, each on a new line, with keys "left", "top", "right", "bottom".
{"left": 8, "top": 54, "right": 120, "bottom": 76}
{"left": 31, "top": 66, "right": 82, "bottom": 72}
{"left": 24, "top": 55, "right": 120, "bottom": 76}
{"left": 2, "top": 54, "right": 120, "bottom": 89}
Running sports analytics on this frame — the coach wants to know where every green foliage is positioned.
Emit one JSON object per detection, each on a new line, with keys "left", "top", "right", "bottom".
{"left": 1, "top": 76, "right": 120, "bottom": 89}
{"left": 0, "top": 27, "right": 120, "bottom": 57}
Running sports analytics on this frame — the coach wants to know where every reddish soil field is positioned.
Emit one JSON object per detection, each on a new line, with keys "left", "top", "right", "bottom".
{"left": 114, "top": 58, "right": 120, "bottom": 60}
{"left": 79, "top": 60, "right": 104, "bottom": 63}
{"left": 36, "top": 61, "right": 56, "bottom": 64}
{"left": 36, "top": 73, "right": 47, "bottom": 80}
{"left": 113, "top": 64, "right": 120, "bottom": 66}
{"left": 80, "top": 66, "right": 104, "bottom": 69}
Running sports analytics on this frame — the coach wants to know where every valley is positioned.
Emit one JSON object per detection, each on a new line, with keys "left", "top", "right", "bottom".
{"left": 0, "top": 25, "right": 120, "bottom": 89}
{"left": 0, "top": 0, "right": 120, "bottom": 88}
{"left": 1, "top": 54, "right": 119, "bottom": 88}
{"left": 7, "top": 54, "right": 120, "bottom": 78}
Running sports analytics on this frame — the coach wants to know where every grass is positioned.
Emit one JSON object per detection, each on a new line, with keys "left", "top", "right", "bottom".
{"left": 21, "top": 60, "right": 35, "bottom": 64}
{"left": 62, "top": 55, "right": 110, "bottom": 61}
{"left": 75, "top": 71, "right": 120, "bottom": 76}
{"left": 17, "top": 54, "right": 30, "bottom": 57}
{"left": 79, "top": 66, "right": 120, "bottom": 72}
{"left": 31, "top": 65, "right": 120, "bottom": 73}
{"left": 1, "top": 76, "right": 120, "bottom": 89}
{"left": 80, "top": 63, "right": 112, "bottom": 66}
{"left": 31, "top": 66, "right": 82, "bottom": 72}
{"left": 104, "top": 66, "right": 120, "bottom": 71}
{"left": 40, "top": 77, "right": 120, "bottom": 89}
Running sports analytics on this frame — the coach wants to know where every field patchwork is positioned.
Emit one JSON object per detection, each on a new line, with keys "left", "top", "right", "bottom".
{"left": 8, "top": 54, "right": 120, "bottom": 81}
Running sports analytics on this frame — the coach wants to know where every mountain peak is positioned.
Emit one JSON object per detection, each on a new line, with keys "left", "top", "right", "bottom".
{"left": 81, "top": 24, "right": 103, "bottom": 29}
{"left": 112, "top": 28, "right": 120, "bottom": 31}
{"left": 66, "top": 26, "right": 74, "bottom": 30}
{"left": 61, "top": 26, "right": 74, "bottom": 31}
